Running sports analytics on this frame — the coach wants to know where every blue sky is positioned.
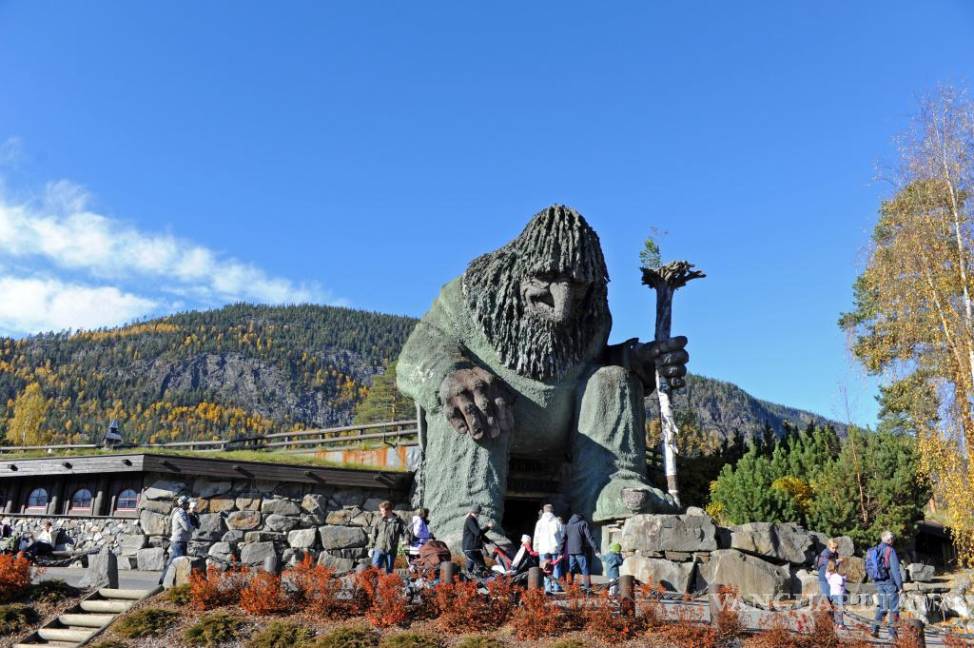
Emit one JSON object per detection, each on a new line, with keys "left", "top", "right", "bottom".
{"left": 1, "top": 2, "right": 973, "bottom": 426}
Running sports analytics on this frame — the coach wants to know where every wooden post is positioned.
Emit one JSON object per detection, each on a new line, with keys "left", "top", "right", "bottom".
{"left": 4, "top": 479, "right": 21, "bottom": 514}
{"left": 904, "top": 619, "right": 925, "bottom": 647}
{"left": 92, "top": 477, "right": 109, "bottom": 517}
{"left": 527, "top": 566, "right": 542, "bottom": 590}
{"left": 440, "top": 561, "right": 457, "bottom": 584}
{"left": 618, "top": 575, "right": 635, "bottom": 611}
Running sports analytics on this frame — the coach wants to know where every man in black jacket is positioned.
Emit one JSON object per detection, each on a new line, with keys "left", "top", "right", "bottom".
{"left": 462, "top": 504, "right": 493, "bottom": 576}
{"left": 565, "top": 513, "right": 597, "bottom": 591}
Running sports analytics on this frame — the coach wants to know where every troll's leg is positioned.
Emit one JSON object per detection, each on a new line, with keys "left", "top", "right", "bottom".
{"left": 571, "top": 365, "right": 677, "bottom": 522}
{"left": 421, "top": 412, "right": 512, "bottom": 548}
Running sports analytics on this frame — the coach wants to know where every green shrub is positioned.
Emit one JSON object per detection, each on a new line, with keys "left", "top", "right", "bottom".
{"left": 113, "top": 608, "right": 179, "bottom": 638}
{"left": 247, "top": 620, "right": 315, "bottom": 648}
{"left": 304, "top": 625, "right": 378, "bottom": 648}
{"left": 378, "top": 632, "right": 444, "bottom": 648}
{"left": 166, "top": 583, "right": 193, "bottom": 605}
{"left": 184, "top": 611, "right": 246, "bottom": 647}
{"left": 455, "top": 637, "right": 505, "bottom": 648}
{"left": 27, "top": 580, "right": 80, "bottom": 604}
{"left": 547, "top": 640, "right": 587, "bottom": 648}
{"left": 0, "top": 604, "right": 38, "bottom": 636}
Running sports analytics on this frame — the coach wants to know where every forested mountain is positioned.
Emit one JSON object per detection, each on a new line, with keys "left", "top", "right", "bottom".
{"left": 0, "top": 304, "right": 415, "bottom": 445}
{"left": 0, "top": 303, "right": 841, "bottom": 446}
{"left": 647, "top": 374, "right": 847, "bottom": 443}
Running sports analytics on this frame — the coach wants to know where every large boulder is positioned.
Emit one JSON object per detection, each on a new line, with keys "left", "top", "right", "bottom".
{"left": 792, "top": 569, "right": 822, "bottom": 600}
{"left": 908, "top": 563, "right": 936, "bottom": 583}
{"left": 319, "top": 525, "right": 368, "bottom": 550}
{"left": 163, "top": 556, "right": 203, "bottom": 589}
{"left": 80, "top": 548, "right": 118, "bottom": 589}
{"left": 699, "top": 549, "right": 790, "bottom": 604}
{"left": 143, "top": 480, "right": 186, "bottom": 501}
{"left": 621, "top": 557, "right": 696, "bottom": 593}
{"left": 620, "top": 513, "right": 718, "bottom": 553}
{"left": 136, "top": 547, "right": 166, "bottom": 571}
{"left": 261, "top": 498, "right": 301, "bottom": 516}
{"left": 835, "top": 536, "right": 854, "bottom": 559}
{"left": 235, "top": 493, "right": 262, "bottom": 511}
{"left": 118, "top": 534, "right": 147, "bottom": 556}
{"left": 301, "top": 494, "right": 329, "bottom": 525}
{"left": 288, "top": 528, "right": 318, "bottom": 549}
{"left": 139, "top": 510, "right": 169, "bottom": 536}
{"left": 729, "top": 522, "right": 812, "bottom": 565}
{"left": 318, "top": 551, "right": 356, "bottom": 574}
{"left": 193, "top": 514, "right": 226, "bottom": 541}
{"left": 265, "top": 514, "right": 299, "bottom": 532}
{"left": 844, "top": 556, "right": 866, "bottom": 584}
{"left": 226, "top": 511, "right": 261, "bottom": 530}
{"left": 198, "top": 497, "right": 236, "bottom": 514}
{"left": 240, "top": 541, "right": 277, "bottom": 566}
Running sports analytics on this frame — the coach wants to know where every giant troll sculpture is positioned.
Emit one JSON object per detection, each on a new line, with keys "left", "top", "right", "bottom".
{"left": 397, "top": 205, "right": 689, "bottom": 543}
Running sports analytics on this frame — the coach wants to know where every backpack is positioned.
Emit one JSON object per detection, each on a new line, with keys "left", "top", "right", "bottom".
{"left": 865, "top": 544, "right": 892, "bottom": 581}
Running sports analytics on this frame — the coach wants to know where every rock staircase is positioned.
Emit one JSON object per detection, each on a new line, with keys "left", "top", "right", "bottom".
{"left": 13, "top": 587, "right": 159, "bottom": 648}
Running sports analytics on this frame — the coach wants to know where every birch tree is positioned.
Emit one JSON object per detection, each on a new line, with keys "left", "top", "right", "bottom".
{"left": 841, "top": 86, "right": 974, "bottom": 561}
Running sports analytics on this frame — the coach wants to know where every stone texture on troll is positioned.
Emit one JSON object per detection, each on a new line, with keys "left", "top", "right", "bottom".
{"left": 397, "top": 205, "right": 688, "bottom": 544}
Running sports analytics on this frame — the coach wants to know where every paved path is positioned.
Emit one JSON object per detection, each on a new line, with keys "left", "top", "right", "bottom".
{"left": 33, "top": 566, "right": 161, "bottom": 591}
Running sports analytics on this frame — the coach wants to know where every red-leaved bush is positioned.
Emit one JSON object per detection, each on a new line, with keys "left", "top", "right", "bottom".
{"left": 240, "top": 571, "right": 292, "bottom": 615}
{"left": 188, "top": 565, "right": 245, "bottom": 610}
{"left": 583, "top": 590, "right": 645, "bottom": 645}
{"left": 288, "top": 555, "right": 347, "bottom": 618}
{"left": 0, "top": 553, "right": 32, "bottom": 603}
{"left": 510, "top": 587, "right": 560, "bottom": 640}
{"left": 433, "top": 578, "right": 493, "bottom": 632}
{"left": 364, "top": 571, "right": 409, "bottom": 628}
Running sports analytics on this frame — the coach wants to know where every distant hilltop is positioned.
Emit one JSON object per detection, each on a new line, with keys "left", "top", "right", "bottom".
{"left": 0, "top": 303, "right": 842, "bottom": 446}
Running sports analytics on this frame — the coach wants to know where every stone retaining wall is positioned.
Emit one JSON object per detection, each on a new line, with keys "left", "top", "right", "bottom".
{"left": 2, "top": 473, "right": 408, "bottom": 575}
{"left": 129, "top": 474, "right": 409, "bottom": 573}
{"left": 616, "top": 510, "right": 950, "bottom": 622}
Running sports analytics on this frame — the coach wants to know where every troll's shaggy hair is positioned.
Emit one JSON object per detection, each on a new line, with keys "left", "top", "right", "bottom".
{"left": 462, "top": 205, "right": 611, "bottom": 381}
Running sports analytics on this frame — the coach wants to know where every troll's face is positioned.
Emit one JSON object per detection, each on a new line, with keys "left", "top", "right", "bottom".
{"left": 462, "top": 205, "right": 611, "bottom": 381}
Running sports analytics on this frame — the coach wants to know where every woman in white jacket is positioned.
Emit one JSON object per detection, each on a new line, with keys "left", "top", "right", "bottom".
{"left": 533, "top": 504, "right": 564, "bottom": 592}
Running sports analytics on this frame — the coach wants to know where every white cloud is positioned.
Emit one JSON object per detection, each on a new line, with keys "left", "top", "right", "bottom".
{"left": 0, "top": 276, "right": 157, "bottom": 334}
{"left": 0, "top": 179, "right": 324, "bottom": 305}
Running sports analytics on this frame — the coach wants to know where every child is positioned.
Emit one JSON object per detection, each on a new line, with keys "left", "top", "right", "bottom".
{"left": 826, "top": 557, "right": 846, "bottom": 627}
{"left": 601, "top": 543, "right": 624, "bottom": 596}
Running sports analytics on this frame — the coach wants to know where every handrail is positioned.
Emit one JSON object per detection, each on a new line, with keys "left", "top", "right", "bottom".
{"left": 0, "top": 418, "right": 421, "bottom": 455}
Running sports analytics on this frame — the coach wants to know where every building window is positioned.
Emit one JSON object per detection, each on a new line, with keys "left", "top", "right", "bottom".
{"left": 71, "top": 488, "right": 93, "bottom": 511}
{"left": 116, "top": 489, "right": 139, "bottom": 511}
{"left": 26, "top": 488, "right": 48, "bottom": 510}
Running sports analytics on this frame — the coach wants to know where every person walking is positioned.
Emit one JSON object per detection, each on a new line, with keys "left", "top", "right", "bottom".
{"left": 369, "top": 500, "right": 406, "bottom": 573}
{"left": 407, "top": 507, "right": 432, "bottom": 571}
{"left": 868, "top": 530, "right": 903, "bottom": 639}
{"left": 816, "top": 538, "right": 840, "bottom": 604}
{"left": 565, "top": 512, "right": 597, "bottom": 592}
{"left": 601, "top": 543, "right": 624, "bottom": 596}
{"left": 462, "top": 504, "right": 493, "bottom": 577}
{"left": 160, "top": 496, "right": 195, "bottom": 584}
{"left": 533, "top": 504, "right": 564, "bottom": 593}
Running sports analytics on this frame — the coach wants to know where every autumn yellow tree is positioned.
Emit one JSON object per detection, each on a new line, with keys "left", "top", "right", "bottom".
{"left": 6, "top": 382, "right": 51, "bottom": 446}
{"left": 841, "top": 86, "right": 974, "bottom": 560}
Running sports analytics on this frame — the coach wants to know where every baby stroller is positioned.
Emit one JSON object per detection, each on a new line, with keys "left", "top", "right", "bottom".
{"left": 414, "top": 539, "right": 452, "bottom": 580}
{"left": 489, "top": 543, "right": 537, "bottom": 586}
